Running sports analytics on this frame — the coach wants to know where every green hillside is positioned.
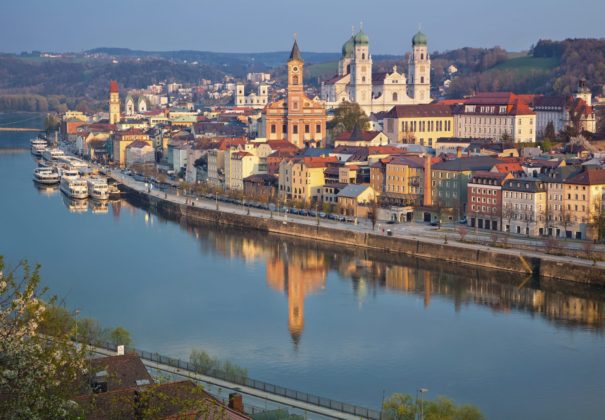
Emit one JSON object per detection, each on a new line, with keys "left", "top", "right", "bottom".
{"left": 494, "top": 56, "right": 560, "bottom": 72}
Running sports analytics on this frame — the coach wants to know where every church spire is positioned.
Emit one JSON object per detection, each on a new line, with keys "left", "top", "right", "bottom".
{"left": 288, "top": 35, "right": 303, "bottom": 62}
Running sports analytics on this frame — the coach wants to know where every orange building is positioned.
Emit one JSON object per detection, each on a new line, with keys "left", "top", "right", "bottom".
{"left": 264, "top": 39, "right": 327, "bottom": 148}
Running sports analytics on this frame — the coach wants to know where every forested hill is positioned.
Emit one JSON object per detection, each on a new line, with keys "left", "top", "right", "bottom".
{"left": 446, "top": 38, "right": 605, "bottom": 98}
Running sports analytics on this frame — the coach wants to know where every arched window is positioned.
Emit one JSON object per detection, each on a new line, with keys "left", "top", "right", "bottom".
{"left": 392, "top": 92, "right": 398, "bottom": 102}
{"left": 421, "top": 53, "right": 424, "bottom": 60}
{"left": 420, "top": 76, "right": 424, "bottom": 84}
{"left": 292, "top": 75, "right": 299, "bottom": 85}
{"left": 362, "top": 53, "right": 365, "bottom": 60}
{"left": 362, "top": 76, "right": 366, "bottom": 82}
{"left": 346, "top": 64, "right": 350, "bottom": 74}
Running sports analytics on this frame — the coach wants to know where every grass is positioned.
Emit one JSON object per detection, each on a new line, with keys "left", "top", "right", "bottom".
{"left": 493, "top": 56, "right": 560, "bottom": 72}
{"left": 304, "top": 61, "right": 338, "bottom": 79}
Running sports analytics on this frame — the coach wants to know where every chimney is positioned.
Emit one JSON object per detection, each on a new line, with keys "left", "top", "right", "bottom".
{"left": 423, "top": 154, "right": 433, "bottom": 207}
{"left": 228, "top": 393, "right": 244, "bottom": 413}
{"left": 456, "top": 146, "right": 462, "bottom": 158}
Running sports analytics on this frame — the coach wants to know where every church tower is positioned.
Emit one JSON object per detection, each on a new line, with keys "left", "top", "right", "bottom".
{"left": 338, "top": 35, "right": 354, "bottom": 77}
{"left": 408, "top": 31, "right": 431, "bottom": 103}
{"left": 109, "top": 80, "right": 121, "bottom": 124}
{"left": 575, "top": 79, "right": 592, "bottom": 106}
{"left": 350, "top": 29, "right": 372, "bottom": 106}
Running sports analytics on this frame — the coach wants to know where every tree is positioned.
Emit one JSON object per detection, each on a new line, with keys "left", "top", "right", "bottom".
{"left": 541, "top": 138, "right": 554, "bottom": 153}
{"left": 382, "top": 393, "right": 484, "bottom": 420}
{"left": 0, "top": 257, "right": 87, "bottom": 418}
{"left": 543, "top": 121, "right": 556, "bottom": 141}
{"left": 589, "top": 199, "right": 605, "bottom": 242}
{"left": 368, "top": 199, "right": 379, "bottom": 230}
{"left": 108, "top": 326, "right": 132, "bottom": 347}
{"left": 327, "top": 101, "right": 370, "bottom": 138}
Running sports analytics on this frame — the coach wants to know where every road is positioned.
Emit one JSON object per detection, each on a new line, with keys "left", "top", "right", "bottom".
{"left": 110, "top": 170, "right": 605, "bottom": 271}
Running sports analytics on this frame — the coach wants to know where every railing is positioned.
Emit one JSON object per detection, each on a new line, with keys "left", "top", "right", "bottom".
{"left": 92, "top": 340, "right": 381, "bottom": 419}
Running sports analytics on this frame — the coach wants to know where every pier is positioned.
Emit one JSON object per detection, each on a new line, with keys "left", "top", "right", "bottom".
{"left": 0, "top": 127, "right": 44, "bottom": 132}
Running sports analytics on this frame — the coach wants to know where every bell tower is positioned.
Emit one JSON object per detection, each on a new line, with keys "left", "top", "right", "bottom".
{"left": 109, "top": 80, "right": 121, "bottom": 124}
{"left": 408, "top": 31, "right": 431, "bottom": 104}
{"left": 350, "top": 29, "right": 372, "bottom": 106}
{"left": 287, "top": 37, "right": 304, "bottom": 108}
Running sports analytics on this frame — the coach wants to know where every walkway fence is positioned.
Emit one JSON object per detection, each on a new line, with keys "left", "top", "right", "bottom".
{"left": 93, "top": 340, "right": 382, "bottom": 420}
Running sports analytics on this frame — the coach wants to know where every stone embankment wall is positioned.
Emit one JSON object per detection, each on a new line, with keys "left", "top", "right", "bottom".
{"left": 127, "top": 187, "right": 605, "bottom": 286}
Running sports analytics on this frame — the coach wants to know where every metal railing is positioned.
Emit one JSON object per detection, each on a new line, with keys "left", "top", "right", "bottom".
{"left": 92, "top": 340, "right": 381, "bottom": 419}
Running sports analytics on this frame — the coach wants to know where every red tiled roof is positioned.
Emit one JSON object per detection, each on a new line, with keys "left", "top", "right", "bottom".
{"left": 335, "top": 130, "right": 382, "bottom": 142}
{"left": 110, "top": 80, "right": 119, "bottom": 93}
{"left": 565, "top": 169, "right": 605, "bottom": 185}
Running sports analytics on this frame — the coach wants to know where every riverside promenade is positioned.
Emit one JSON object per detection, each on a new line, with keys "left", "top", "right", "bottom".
{"left": 109, "top": 170, "right": 605, "bottom": 285}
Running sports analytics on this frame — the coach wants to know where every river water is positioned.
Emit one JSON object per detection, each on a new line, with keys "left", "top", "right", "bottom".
{"left": 1, "top": 113, "right": 604, "bottom": 419}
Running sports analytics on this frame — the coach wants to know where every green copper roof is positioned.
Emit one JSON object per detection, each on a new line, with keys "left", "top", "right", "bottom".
{"left": 342, "top": 36, "right": 354, "bottom": 58}
{"left": 353, "top": 30, "right": 369, "bottom": 45}
{"left": 412, "top": 31, "right": 428, "bottom": 46}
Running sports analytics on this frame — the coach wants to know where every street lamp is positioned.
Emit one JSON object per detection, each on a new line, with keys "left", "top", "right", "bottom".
{"left": 417, "top": 388, "right": 428, "bottom": 420}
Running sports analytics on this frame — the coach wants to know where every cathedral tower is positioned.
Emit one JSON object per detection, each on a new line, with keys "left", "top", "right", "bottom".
{"left": 339, "top": 36, "right": 354, "bottom": 77}
{"left": 408, "top": 31, "right": 431, "bottom": 103}
{"left": 350, "top": 29, "right": 372, "bottom": 105}
{"left": 109, "top": 80, "right": 121, "bottom": 124}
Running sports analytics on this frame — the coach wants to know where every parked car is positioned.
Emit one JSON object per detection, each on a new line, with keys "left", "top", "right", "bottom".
{"left": 386, "top": 220, "right": 396, "bottom": 225}
{"left": 318, "top": 212, "right": 326, "bottom": 218}
{"left": 299, "top": 209, "right": 308, "bottom": 216}
{"left": 430, "top": 220, "right": 440, "bottom": 227}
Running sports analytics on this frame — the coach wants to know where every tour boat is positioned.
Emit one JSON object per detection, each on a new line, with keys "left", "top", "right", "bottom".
{"left": 59, "top": 169, "right": 88, "bottom": 199}
{"left": 30, "top": 138, "right": 48, "bottom": 156}
{"left": 87, "top": 177, "right": 110, "bottom": 200}
{"left": 42, "top": 148, "right": 65, "bottom": 162}
{"left": 33, "top": 166, "right": 60, "bottom": 185}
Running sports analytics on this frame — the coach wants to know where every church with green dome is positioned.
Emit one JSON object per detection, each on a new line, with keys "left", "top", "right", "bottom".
{"left": 321, "top": 29, "right": 432, "bottom": 114}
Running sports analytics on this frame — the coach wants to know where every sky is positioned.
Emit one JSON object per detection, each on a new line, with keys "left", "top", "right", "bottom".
{"left": 0, "top": 0, "right": 604, "bottom": 54}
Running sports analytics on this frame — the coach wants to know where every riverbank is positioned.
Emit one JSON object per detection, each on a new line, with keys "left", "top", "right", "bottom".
{"left": 116, "top": 178, "right": 605, "bottom": 286}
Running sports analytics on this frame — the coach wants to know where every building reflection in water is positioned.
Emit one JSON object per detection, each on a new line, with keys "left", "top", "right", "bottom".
{"left": 142, "top": 201, "right": 605, "bottom": 341}
{"left": 266, "top": 244, "right": 326, "bottom": 348}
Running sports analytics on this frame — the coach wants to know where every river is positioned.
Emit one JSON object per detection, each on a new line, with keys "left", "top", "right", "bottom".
{"left": 0, "top": 113, "right": 604, "bottom": 419}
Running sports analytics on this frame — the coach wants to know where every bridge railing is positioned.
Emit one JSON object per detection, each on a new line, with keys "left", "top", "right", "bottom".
{"left": 92, "top": 340, "right": 381, "bottom": 419}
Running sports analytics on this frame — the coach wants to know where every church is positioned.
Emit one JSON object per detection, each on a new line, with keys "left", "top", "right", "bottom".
{"left": 321, "top": 29, "right": 432, "bottom": 114}
{"left": 262, "top": 39, "right": 327, "bottom": 148}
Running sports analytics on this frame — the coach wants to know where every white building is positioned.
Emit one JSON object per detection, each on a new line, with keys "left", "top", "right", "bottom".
{"left": 235, "top": 83, "right": 269, "bottom": 109}
{"left": 502, "top": 178, "right": 547, "bottom": 236}
{"left": 321, "top": 30, "right": 432, "bottom": 114}
{"left": 453, "top": 92, "right": 536, "bottom": 143}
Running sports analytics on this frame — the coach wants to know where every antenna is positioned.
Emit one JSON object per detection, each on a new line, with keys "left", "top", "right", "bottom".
{"left": 293, "top": 32, "right": 298, "bottom": 42}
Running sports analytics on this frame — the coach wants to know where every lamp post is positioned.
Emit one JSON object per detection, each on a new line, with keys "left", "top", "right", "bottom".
{"left": 417, "top": 388, "right": 428, "bottom": 420}
{"left": 74, "top": 309, "right": 80, "bottom": 342}
{"left": 215, "top": 191, "right": 218, "bottom": 211}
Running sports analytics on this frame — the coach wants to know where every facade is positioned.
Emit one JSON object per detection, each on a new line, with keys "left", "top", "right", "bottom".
{"left": 431, "top": 157, "right": 502, "bottom": 220}
{"left": 382, "top": 156, "right": 426, "bottom": 206}
{"left": 227, "top": 151, "right": 260, "bottom": 190}
{"left": 336, "top": 184, "right": 376, "bottom": 218}
{"left": 111, "top": 129, "right": 151, "bottom": 167}
{"left": 383, "top": 104, "right": 454, "bottom": 146}
{"left": 125, "top": 141, "right": 155, "bottom": 166}
{"left": 453, "top": 92, "right": 536, "bottom": 143}
{"left": 502, "top": 178, "right": 547, "bottom": 236}
{"left": 278, "top": 157, "right": 334, "bottom": 203}
{"left": 263, "top": 40, "right": 327, "bottom": 148}
{"left": 321, "top": 30, "right": 432, "bottom": 114}
{"left": 562, "top": 169, "right": 605, "bottom": 240}
{"left": 467, "top": 171, "right": 513, "bottom": 231}
{"left": 235, "top": 83, "right": 268, "bottom": 108}
{"left": 124, "top": 94, "right": 149, "bottom": 116}
{"left": 109, "top": 80, "right": 121, "bottom": 125}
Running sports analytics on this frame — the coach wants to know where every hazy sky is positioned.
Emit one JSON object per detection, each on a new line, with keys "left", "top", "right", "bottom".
{"left": 1, "top": 0, "right": 603, "bottom": 54}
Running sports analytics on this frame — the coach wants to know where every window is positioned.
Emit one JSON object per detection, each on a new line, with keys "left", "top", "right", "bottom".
{"left": 283, "top": 124, "right": 287, "bottom": 133}
{"left": 292, "top": 75, "right": 299, "bottom": 85}
{"left": 316, "top": 124, "right": 321, "bottom": 133}
{"left": 305, "top": 124, "right": 310, "bottom": 134}
{"left": 420, "top": 76, "right": 425, "bottom": 84}
{"left": 393, "top": 92, "right": 398, "bottom": 101}
{"left": 271, "top": 124, "right": 276, "bottom": 134}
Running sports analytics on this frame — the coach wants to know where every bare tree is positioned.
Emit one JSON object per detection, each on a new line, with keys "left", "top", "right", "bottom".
{"left": 456, "top": 226, "right": 468, "bottom": 242}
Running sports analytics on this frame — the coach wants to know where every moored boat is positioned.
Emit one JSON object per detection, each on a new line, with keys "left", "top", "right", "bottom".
{"left": 59, "top": 168, "right": 88, "bottom": 199}
{"left": 87, "top": 177, "right": 110, "bottom": 200}
{"left": 30, "top": 138, "right": 48, "bottom": 156}
{"left": 42, "top": 148, "right": 65, "bottom": 162}
{"left": 33, "top": 166, "right": 60, "bottom": 185}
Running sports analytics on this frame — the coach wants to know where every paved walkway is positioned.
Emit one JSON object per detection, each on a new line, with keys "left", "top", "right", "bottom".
{"left": 109, "top": 170, "right": 605, "bottom": 272}
{"left": 89, "top": 344, "right": 374, "bottom": 420}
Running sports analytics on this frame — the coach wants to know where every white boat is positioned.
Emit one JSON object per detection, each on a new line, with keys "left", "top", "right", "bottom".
{"left": 42, "top": 148, "right": 65, "bottom": 162}
{"left": 60, "top": 169, "right": 88, "bottom": 199}
{"left": 33, "top": 166, "right": 60, "bottom": 185}
{"left": 31, "top": 138, "right": 48, "bottom": 156}
{"left": 87, "top": 177, "right": 110, "bottom": 200}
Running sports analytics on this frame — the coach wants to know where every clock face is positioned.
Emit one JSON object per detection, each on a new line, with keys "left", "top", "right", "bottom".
{"left": 292, "top": 66, "right": 299, "bottom": 72}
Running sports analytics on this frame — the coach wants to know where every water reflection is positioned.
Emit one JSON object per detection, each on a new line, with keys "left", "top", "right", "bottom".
{"left": 33, "top": 182, "right": 59, "bottom": 197}
{"left": 62, "top": 196, "right": 88, "bottom": 213}
{"left": 90, "top": 200, "right": 109, "bottom": 214}
{"left": 158, "top": 211, "right": 605, "bottom": 342}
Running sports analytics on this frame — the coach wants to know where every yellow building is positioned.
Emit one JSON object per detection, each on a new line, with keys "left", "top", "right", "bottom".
{"left": 562, "top": 169, "right": 605, "bottom": 240}
{"left": 382, "top": 155, "right": 426, "bottom": 205}
{"left": 111, "top": 129, "right": 152, "bottom": 167}
{"left": 383, "top": 104, "right": 454, "bottom": 147}
{"left": 278, "top": 157, "right": 335, "bottom": 203}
